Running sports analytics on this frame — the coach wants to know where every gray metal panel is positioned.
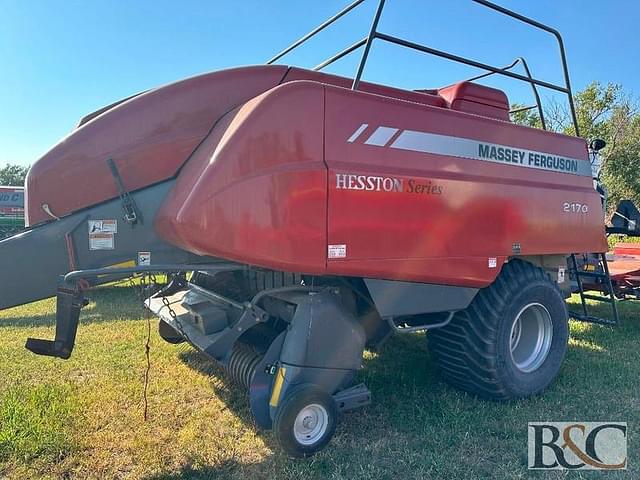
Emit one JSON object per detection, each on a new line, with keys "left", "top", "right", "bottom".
{"left": 364, "top": 278, "right": 478, "bottom": 317}
{"left": 279, "top": 290, "right": 366, "bottom": 371}
{"left": 0, "top": 180, "right": 200, "bottom": 310}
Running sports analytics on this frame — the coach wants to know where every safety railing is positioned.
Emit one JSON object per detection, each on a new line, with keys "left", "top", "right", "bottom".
{"left": 267, "top": 0, "right": 580, "bottom": 136}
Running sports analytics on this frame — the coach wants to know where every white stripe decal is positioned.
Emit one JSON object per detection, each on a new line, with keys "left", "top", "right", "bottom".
{"left": 388, "top": 129, "right": 591, "bottom": 177}
{"left": 347, "top": 123, "right": 369, "bottom": 143}
{"left": 364, "top": 126, "right": 399, "bottom": 146}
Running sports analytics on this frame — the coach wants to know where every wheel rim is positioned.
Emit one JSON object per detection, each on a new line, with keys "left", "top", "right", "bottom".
{"left": 293, "top": 403, "right": 329, "bottom": 446}
{"left": 509, "top": 303, "right": 553, "bottom": 373}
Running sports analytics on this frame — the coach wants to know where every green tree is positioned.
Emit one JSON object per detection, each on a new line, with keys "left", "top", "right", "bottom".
{"left": 0, "top": 164, "right": 29, "bottom": 186}
{"left": 509, "top": 104, "right": 542, "bottom": 129}
{"left": 511, "top": 82, "right": 640, "bottom": 211}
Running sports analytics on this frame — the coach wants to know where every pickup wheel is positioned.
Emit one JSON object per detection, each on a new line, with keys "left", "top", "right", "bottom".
{"left": 428, "top": 259, "right": 569, "bottom": 400}
{"left": 273, "top": 384, "right": 337, "bottom": 458}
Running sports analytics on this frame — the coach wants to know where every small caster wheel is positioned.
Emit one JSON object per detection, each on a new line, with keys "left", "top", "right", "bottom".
{"left": 273, "top": 384, "right": 337, "bottom": 458}
{"left": 158, "top": 319, "right": 185, "bottom": 344}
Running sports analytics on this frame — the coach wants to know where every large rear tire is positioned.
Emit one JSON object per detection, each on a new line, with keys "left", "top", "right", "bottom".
{"left": 428, "top": 259, "right": 568, "bottom": 400}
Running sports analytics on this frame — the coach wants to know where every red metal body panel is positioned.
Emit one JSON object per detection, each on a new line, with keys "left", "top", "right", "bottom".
{"left": 437, "top": 82, "right": 510, "bottom": 121}
{"left": 154, "top": 69, "right": 605, "bottom": 288}
{"left": 282, "top": 67, "right": 447, "bottom": 109}
{"left": 25, "top": 66, "right": 288, "bottom": 226}
{"left": 155, "top": 81, "right": 327, "bottom": 273}
{"left": 24, "top": 65, "right": 607, "bottom": 288}
{"left": 323, "top": 86, "right": 605, "bottom": 286}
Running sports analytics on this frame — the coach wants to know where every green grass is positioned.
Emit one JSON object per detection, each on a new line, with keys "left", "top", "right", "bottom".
{"left": 0, "top": 286, "right": 639, "bottom": 479}
{"left": 608, "top": 234, "right": 640, "bottom": 248}
{"left": 0, "top": 384, "right": 76, "bottom": 464}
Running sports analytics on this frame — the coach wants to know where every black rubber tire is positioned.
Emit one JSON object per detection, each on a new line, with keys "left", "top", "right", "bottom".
{"left": 273, "top": 384, "right": 338, "bottom": 458}
{"left": 428, "top": 259, "right": 569, "bottom": 400}
{"left": 158, "top": 319, "right": 185, "bottom": 344}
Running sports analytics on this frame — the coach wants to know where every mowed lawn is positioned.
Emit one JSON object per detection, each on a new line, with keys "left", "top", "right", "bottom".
{"left": 0, "top": 285, "right": 638, "bottom": 479}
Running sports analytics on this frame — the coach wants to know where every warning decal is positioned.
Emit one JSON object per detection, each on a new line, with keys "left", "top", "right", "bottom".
{"left": 89, "top": 233, "right": 115, "bottom": 250}
{"left": 328, "top": 244, "right": 347, "bottom": 259}
{"left": 137, "top": 251, "right": 151, "bottom": 266}
{"left": 88, "top": 219, "right": 117, "bottom": 234}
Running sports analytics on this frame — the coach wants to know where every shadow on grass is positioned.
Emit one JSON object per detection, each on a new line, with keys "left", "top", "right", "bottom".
{"left": 178, "top": 349, "right": 257, "bottom": 426}
{"left": 144, "top": 458, "right": 264, "bottom": 480}
{"left": 567, "top": 298, "right": 640, "bottom": 346}
{"left": 157, "top": 335, "right": 439, "bottom": 480}
{"left": 174, "top": 312, "right": 629, "bottom": 432}
{"left": 176, "top": 332, "right": 439, "bottom": 436}
{"left": 0, "top": 285, "right": 146, "bottom": 328}
{"left": 155, "top": 309, "right": 640, "bottom": 479}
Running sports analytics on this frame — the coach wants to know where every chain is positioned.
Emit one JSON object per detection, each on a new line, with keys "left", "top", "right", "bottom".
{"left": 159, "top": 274, "right": 190, "bottom": 342}
{"left": 127, "top": 271, "right": 190, "bottom": 421}
{"left": 133, "top": 274, "right": 153, "bottom": 421}
{"left": 143, "top": 281, "right": 152, "bottom": 421}
{"left": 161, "top": 295, "right": 187, "bottom": 340}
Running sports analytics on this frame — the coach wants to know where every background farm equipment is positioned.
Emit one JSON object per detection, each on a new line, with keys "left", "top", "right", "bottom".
{"left": 568, "top": 200, "right": 640, "bottom": 325}
{"left": 1, "top": 0, "right": 640, "bottom": 458}
{"left": 0, "top": 186, "right": 24, "bottom": 239}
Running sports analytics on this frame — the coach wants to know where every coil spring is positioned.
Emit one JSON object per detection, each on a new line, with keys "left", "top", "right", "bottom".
{"left": 226, "top": 341, "right": 263, "bottom": 390}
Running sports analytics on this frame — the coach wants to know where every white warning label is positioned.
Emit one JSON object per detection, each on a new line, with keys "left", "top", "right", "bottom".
{"left": 488, "top": 257, "right": 497, "bottom": 268}
{"left": 137, "top": 251, "right": 151, "bottom": 266}
{"left": 89, "top": 233, "right": 114, "bottom": 250}
{"left": 88, "top": 219, "right": 118, "bottom": 234}
{"left": 328, "top": 244, "right": 347, "bottom": 259}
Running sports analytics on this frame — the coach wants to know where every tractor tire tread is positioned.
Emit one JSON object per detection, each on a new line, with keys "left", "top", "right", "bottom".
{"left": 428, "top": 259, "right": 563, "bottom": 400}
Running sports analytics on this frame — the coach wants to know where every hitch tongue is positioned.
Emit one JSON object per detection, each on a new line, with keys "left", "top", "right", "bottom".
{"left": 25, "top": 277, "right": 85, "bottom": 359}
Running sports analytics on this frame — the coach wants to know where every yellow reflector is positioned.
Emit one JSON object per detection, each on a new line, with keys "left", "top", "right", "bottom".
{"left": 269, "top": 366, "right": 286, "bottom": 407}
{"left": 97, "top": 260, "right": 136, "bottom": 278}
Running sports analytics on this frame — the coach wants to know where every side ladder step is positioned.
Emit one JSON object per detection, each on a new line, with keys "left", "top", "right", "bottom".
{"left": 569, "top": 253, "right": 620, "bottom": 326}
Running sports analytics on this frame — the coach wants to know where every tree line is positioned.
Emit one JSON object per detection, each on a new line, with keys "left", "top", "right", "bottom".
{"left": 512, "top": 81, "right": 639, "bottom": 213}
{"left": 0, "top": 164, "right": 29, "bottom": 186}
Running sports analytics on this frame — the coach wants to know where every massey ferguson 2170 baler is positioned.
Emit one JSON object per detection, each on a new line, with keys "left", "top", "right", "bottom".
{"left": 2, "top": 0, "right": 639, "bottom": 457}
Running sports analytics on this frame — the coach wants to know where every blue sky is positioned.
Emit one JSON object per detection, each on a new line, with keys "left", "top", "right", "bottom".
{"left": 1, "top": 0, "right": 638, "bottom": 166}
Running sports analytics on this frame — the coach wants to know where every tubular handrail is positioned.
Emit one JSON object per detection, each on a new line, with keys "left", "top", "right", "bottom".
{"left": 313, "top": 38, "right": 367, "bottom": 71}
{"left": 464, "top": 57, "right": 546, "bottom": 130}
{"left": 266, "top": 0, "right": 366, "bottom": 65}
{"left": 471, "top": 0, "right": 579, "bottom": 136}
{"left": 267, "top": 0, "right": 579, "bottom": 136}
{"left": 351, "top": 0, "right": 386, "bottom": 90}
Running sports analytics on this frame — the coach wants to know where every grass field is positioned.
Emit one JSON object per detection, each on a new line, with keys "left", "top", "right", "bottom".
{"left": 0, "top": 285, "right": 638, "bottom": 479}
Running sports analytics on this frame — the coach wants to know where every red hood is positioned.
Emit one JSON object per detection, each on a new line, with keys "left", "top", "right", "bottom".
{"left": 25, "top": 65, "right": 288, "bottom": 226}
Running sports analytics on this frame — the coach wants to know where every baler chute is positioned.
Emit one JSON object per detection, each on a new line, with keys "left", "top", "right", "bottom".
{"left": 3, "top": 0, "right": 639, "bottom": 458}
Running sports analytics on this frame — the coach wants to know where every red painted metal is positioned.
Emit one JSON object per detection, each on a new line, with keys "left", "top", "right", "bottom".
{"left": 24, "top": 66, "right": 289, "bottom": 226}
{"left": 323, "top": 84, "right": 604, "bottom": 286}
{"left": 436, "top": 81, "right": 510, "bottom": 121}
{"left": 25, "top": 66, "right": 607, "bottom": 288}
{"left": 156, "top": 81, "right": 327, "bottom": 273}
{"left": 609, "top": 244, "right": 640, "bottom": 285}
